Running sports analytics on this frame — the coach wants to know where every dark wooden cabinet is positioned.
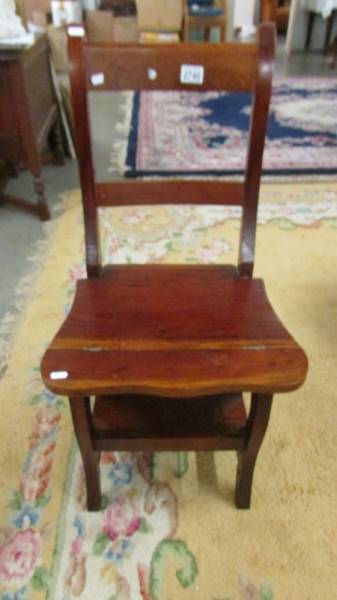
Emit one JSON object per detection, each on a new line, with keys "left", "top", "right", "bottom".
{"left": 0, "top": 34, "right": 63, "bottom": 220}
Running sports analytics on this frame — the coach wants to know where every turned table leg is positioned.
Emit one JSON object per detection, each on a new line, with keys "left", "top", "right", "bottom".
{"left": 50, "top": 117, "right": 65, "bottom": 166}
{"left": 305, "top": 11, "right": 316, "bottom": 50}
{"left": 34, "top": 174, "right": 50, "bottom": 221}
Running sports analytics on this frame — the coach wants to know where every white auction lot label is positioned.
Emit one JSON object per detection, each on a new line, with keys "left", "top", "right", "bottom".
{"left": 180, "top": 64, "right": 204, "bottom": 85}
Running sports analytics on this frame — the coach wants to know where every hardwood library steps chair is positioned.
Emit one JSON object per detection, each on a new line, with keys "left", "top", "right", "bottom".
{"left": 41, "top": 23, "right": 308, "bottom": 511}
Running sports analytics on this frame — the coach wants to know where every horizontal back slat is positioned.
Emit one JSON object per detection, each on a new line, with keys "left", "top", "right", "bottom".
{"left": 84, "top": 43, "right": 258, "bottom": 92}
{"left": 96, "top": 180, "right": 244, "bottom": 207}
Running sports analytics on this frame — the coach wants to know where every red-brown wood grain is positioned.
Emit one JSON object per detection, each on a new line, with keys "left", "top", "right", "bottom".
{"left": 84, "top": 42, "right": 258, "bottom": 92}
{"left": 239, "top": 23, "right": 274, "bottom": 276}
{"left": 68, "top": 34, "right": 101, "bottom": 276}
{"left": 41, "top": 265, "right": 308, "bottom": 397}
{"left": 96, "top": 180, "right": 244, "bottom": 207}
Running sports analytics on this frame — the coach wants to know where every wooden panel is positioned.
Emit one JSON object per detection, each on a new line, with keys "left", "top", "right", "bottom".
{"left": 96, "top": 180, "right": 244, "bottom": 206}
{"left": 0, "top": 62, "right": 21, "bottom": 164}
{"left": 84, "top": 42, "right": 258, "bottom": 92}
{"left": 23, "top": 42, "right": 56, "bottom": 147}
{"left": 41, "top": 265, "right": 308, "bottom": 396}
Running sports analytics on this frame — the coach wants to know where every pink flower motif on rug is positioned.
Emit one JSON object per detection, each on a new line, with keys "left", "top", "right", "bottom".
{"left": 0, "top": 528, "right": 42, "bottom": 585}
{"left": 195, "top": 239, "right": 231, "bottom": 263}
{"left": 103, "top": 496, "right": 141, "bottom": 541}
{"left": 64, "top": 553, "right": 87, "bottom": 596}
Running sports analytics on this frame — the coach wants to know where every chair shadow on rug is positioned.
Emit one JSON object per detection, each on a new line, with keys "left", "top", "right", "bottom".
{"left": 40, "top": 24, "right": 308, "bottom": 511}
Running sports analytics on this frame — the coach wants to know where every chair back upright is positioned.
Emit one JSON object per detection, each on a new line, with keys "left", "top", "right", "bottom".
{"left": 67, "top": 24, "right": 275, "bottom": 278}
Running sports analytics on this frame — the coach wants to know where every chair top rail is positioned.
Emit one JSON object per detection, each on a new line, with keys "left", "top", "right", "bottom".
{"left": 83, "top": 42, "right": 259, "bottom": 92}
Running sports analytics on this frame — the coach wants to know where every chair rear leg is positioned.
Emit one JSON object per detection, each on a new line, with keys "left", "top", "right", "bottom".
{"left": 235, "top": 393, "right": 273, "bottom": 509}
{"left": 69, "top": 396, "right": 101, "bottom": 511}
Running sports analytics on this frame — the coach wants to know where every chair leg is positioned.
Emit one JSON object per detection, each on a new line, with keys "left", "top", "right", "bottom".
{"left": 69, "top": 396, "right": 102, "bottom": 511}
{"left": 305, "top": 11, "right": 316, "bottom": 50}
{"left": 323, "top": 10, "right": 336, "bottom": 54}
{"left": 235, "top": 393, "right": 273, "bottom": 509}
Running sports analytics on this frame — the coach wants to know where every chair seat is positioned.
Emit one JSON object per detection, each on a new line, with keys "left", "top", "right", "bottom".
{"left": 41, "top": 265, "right": 308, "bottom": 398}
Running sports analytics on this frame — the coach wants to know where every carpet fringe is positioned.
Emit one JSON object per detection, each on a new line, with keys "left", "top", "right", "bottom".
{"left": 0, "top": 194, "right": 66, "bottom": 377}
{"left": 108, "top": 91, "right": 134, "bottom": 177}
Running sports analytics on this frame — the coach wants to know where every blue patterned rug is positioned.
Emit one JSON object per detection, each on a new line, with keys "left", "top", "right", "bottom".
{"left": 125, "top": 78, "right": 337, "bottom": 177}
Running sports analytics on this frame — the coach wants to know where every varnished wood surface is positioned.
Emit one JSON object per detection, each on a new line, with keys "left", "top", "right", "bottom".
{"left": 41, "top": 265, "right": 308, "bottom": 397}
{"left": 47, "top": 25, "right": 309, "bottom": 510}
{"left": 68, "top": 33, "right": 101, "bottom": 275}
{"left": 84, "top": 42, "right": 258, "bottom": 92}
{"left": 239, "top": 23, "right": 274, "bottom": 276}
{"left": 96, "top": 180, "right": 244, "bottom": 207}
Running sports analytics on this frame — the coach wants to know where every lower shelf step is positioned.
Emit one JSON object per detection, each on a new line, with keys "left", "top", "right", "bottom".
{"left": 92, "top": 393, "right": 247, "bottom": 451}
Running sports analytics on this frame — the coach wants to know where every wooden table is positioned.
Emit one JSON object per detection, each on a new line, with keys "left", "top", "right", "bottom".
{"left": 303, "top": 0, "right": 337, "bottom": 50}
{"left": 0, "top": 34, "right": 63, "bottom": 221}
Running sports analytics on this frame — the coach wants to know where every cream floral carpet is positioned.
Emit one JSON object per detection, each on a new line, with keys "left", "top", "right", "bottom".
{"left": 0, "top": 182, "right": 337, "bottom": 600}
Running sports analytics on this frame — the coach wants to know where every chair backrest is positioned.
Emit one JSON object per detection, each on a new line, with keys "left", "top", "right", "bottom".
{"left": 67, "top": 24, "right": 275, "bottom": 278}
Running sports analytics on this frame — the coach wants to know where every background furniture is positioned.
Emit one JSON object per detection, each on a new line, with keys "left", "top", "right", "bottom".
{"left": 183, "top": 0, "right": 227, "bottom": 41}
{"left": 0, "top": 34, "right": 63, "bottom": 220}
{"left": 41, "top": 24, "right": 308, "bottom": 512}
{"left": 303, "top": 0, "right": 337, "bottom": 50}
{"left": 100, "top": 0, "right": 136, "bottom": 15}
{"left": 260, "top": 0, "right": 290, "bottom": 32}
{"left": 285, "top": 0, "right": 337, "bottom": 55}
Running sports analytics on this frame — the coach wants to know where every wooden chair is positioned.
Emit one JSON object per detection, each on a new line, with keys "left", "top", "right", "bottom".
{"left": 305, "top": 8, "right": 337, "bottom": 54}
{"left": 260, "top": 0, "right": 290, "bottom": 33}
{"left": 41, "top": 23, "right": 308, "bottom": 511}
{"left": 183, "top": 0, "right": 227, "bottom": 41}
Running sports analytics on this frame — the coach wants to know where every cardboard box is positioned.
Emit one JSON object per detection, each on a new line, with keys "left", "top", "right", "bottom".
{"left": 22, "top": 0, "right": 51, "bottom": 20}
{"left": 32, "top": 10, "right": 48, "bottom": 27}
{"left": 113, "top": 16, "right": 139, "bottom": 42}
{"left": 86, "top": 12, "right": 139, "bottom": 43}
{"left": 86, "top": 10, "right": 115, "bottom": 42}
{"left": 135, "top": 0, "right": 183, "bottom": 32}
{"left": 47, "top": 25, "right": 68, "bottom": 72}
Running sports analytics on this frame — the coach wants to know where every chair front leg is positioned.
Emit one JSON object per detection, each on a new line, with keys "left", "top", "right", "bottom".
{"left": 69, "top": 396, "right": 101, "bottom": 511}
{"left": 235, "top": 393, "right": 273, "bottom": 509}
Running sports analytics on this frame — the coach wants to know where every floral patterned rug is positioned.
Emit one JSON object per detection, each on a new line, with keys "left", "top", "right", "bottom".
{"left": 1, "top": 182, "right": 337, "bottom": 599}
{"left": 125, "top": 79, "right": 337, "bottom": 177}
